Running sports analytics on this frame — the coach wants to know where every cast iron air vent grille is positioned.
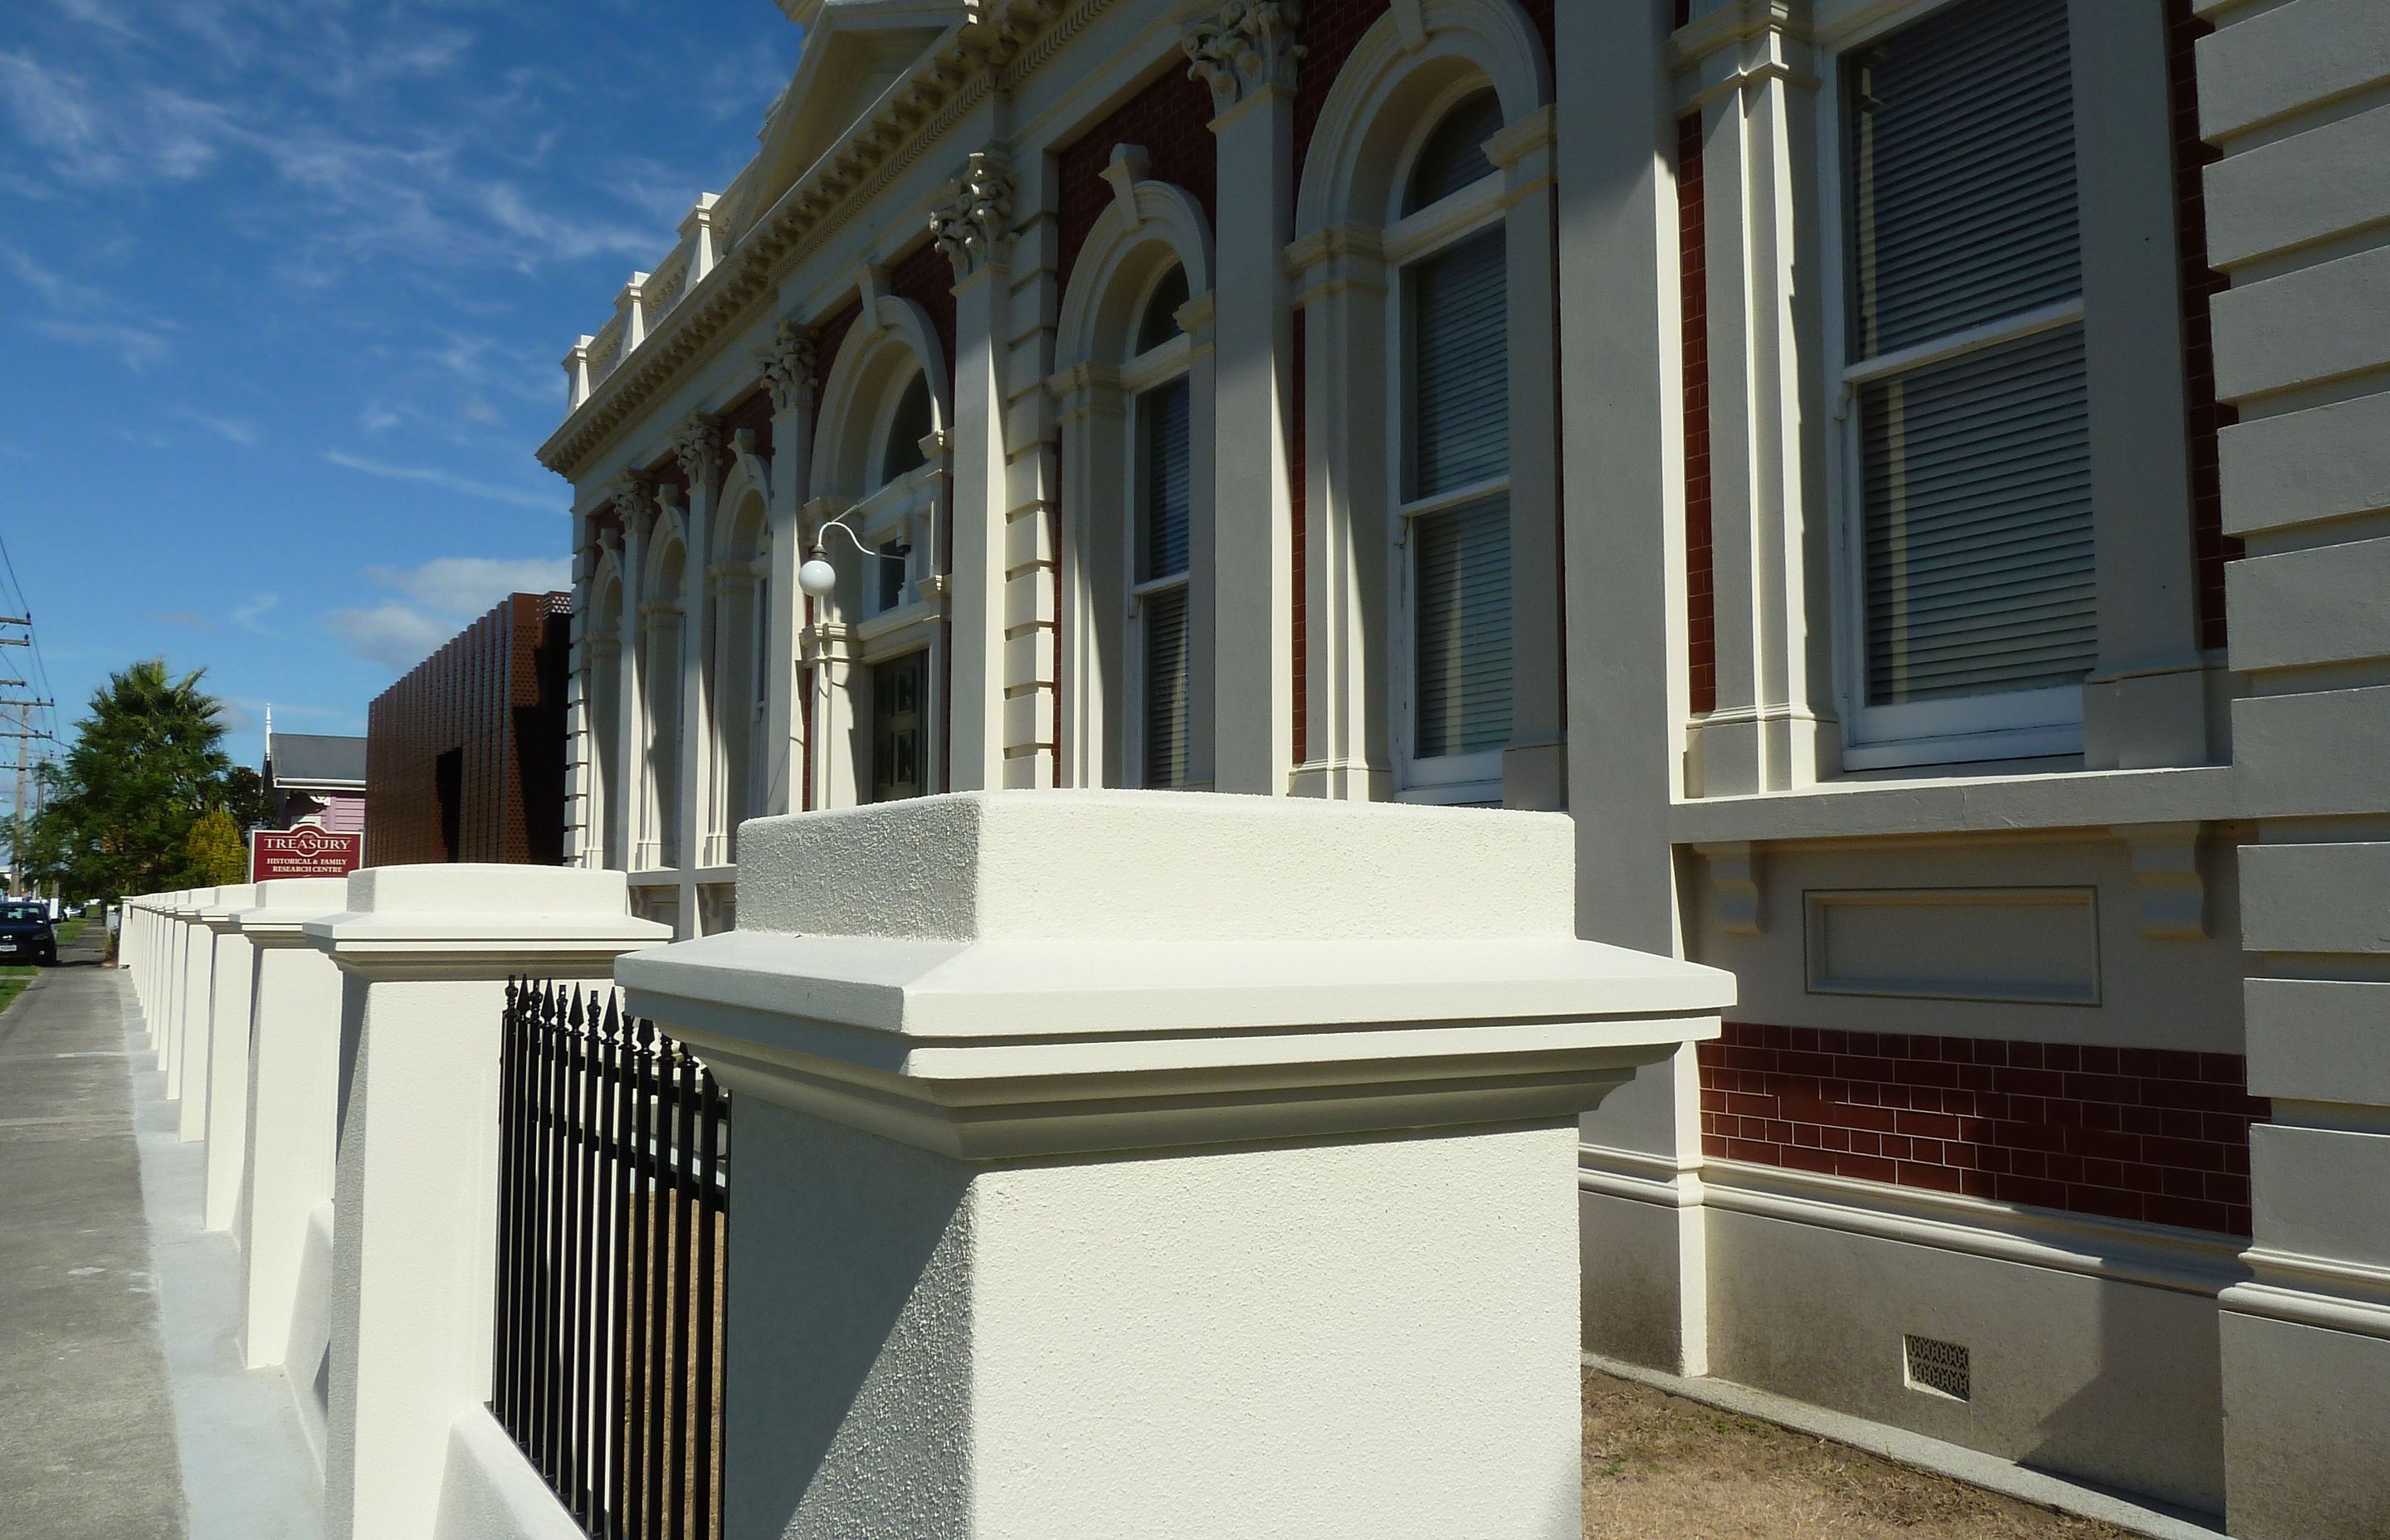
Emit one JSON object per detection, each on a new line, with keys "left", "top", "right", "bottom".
{"left": 1903, "top": 1334, "right": 1971, "bottom": 1402}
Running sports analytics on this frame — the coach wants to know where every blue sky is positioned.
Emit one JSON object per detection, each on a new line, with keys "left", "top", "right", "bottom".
{"left": 0, "top": 0, "right": 800, "bottom": 768}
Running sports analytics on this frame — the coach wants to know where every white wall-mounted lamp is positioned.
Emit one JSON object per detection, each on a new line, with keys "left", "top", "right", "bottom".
{"left": 797, "top": 511, "right": 910, "bottom": 598}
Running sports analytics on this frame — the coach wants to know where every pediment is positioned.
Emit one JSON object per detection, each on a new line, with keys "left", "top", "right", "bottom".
{"left": 726, "top": 0, "right": 975, "bottom": 243}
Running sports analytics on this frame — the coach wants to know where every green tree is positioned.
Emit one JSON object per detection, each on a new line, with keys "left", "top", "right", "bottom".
{"left": 18, "top": 659, "right": 245, "bottom": 901}
{"left": 185, "top": 808, "right": 246, "bottom": 885}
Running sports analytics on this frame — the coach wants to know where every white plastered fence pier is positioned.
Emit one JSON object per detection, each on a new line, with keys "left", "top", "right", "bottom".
{"left": 619, "top": 790, "right": 1731, "bottom": 1538}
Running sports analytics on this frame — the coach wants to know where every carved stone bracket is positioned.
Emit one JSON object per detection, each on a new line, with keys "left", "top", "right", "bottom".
{"left": 2115, "top": 822, "right": 2207, "bottom": 941}
{"left": 930, "top": 151, "right": 1017, "bottom": 277}
{"left": 757, "top": 318, "right": 817, "bottom": 415}
{"left": 1695, "top": 841, "right": 1764, "bottom": 937}
{"left": 1181, "top": 1, "right": 1305, "bottom": 114}
{"left": 674, "top": 412, "right": 725, "bottom": 493}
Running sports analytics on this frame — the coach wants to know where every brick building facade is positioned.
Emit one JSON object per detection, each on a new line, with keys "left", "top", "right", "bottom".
{"left": 534, "top": 2, "right": 2390, "bottom": 1533}
{"left": 363, "top": 592, "right": 570, "bottom": 866}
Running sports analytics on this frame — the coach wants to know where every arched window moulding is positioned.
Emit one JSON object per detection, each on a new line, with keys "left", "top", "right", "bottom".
{"left": 803, "top": 288, "right": 954, "bottom": 809}
{"left": 1290, "top": 0, "right": 1564, "bottom": 811}
{"left": 637, "top": 498, "right": 690, "bottom": 870}
{"left": 1050, "top": 170, "right": 1218, "bottom": 791}
{"left": 703, "top": 450, "right": 773, "bottom": 865}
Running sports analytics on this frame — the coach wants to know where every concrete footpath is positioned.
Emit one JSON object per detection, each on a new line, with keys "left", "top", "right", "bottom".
{"left": 0, "top": 928, "right": 319, "bottom": 1538}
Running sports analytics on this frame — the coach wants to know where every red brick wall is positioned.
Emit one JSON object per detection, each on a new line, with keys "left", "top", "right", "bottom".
{"left": 365, "top": 593, "right": 571, "bottom": 867}
{"left": 888, "top": 237, "right": 958, "bottom": 397}
{"left": 2164, "top": 0, "right": 2239, "bottom": 652}
{"left": 1294, "top": 0, "right": 1390, "bottom": 182}
{"left": 718, "top": 386, "right": 774, "bottom": 461}
{"left": 1699, "top": 1022, "right": 2268, "bottom": 1236}
{"left": 1055, "top": 64, "right": 1218, "bottom": 287}
{"left": 1677, "top": 112, "right": 1716, "bottom": 717}
{"left": 810, "top": 297, "right": 864, "bottom": 466}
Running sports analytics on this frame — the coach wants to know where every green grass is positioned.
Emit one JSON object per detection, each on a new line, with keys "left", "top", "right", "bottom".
{"left": 0, "top": 965, "right": 39, "bottom": 1016}
{"left": 56, "top": 919, "right": 85, "bottom": 945}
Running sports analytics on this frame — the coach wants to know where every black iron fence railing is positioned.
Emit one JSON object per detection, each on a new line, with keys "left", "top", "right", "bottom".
{"left": 494, "top": 980, "right": 729, "bottom": 1540}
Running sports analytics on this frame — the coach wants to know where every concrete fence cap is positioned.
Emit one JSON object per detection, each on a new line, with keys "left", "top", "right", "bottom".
{"left": 736, "top": 789, "right": 1583, "bottom": 943}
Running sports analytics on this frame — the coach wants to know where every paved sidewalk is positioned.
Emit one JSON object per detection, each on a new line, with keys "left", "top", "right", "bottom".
{"left": 0, "top": 932, "right": 319, "bottom": 1538}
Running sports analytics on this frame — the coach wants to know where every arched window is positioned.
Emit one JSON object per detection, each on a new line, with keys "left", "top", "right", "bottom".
{"left": 1404, "top": 89, "right": 1504, "bottom": 213}
{"left": 639, "top": 524, "right": 687, "bottom": 869}
{"left": 806, "top": 301, "right": 952, "bottom": 809}
{"left": 588, "top": 561, "right": 624, "bottom": 870}
{"left": 705, "top": 485, "right": 768, "bottom": 863}
{"left": 1128, "top": 266, "right": 1193, "bottom": 787}
{"left": 1393, "top": 89, "right": 1511, "bottom": 798}
{"left": 879, "top": 368, "right": 934, "bottom": 486}
{"left": 1051, "top": 180, "right": 1217, "bottom": 793}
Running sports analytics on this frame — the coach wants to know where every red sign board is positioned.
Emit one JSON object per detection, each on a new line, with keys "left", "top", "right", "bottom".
{"left": 251, "top": 826, "right": 364, "bottom": 881}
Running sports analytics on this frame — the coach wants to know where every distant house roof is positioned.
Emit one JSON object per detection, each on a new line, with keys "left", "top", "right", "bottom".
{"left": 266, "top": 733, "right": 368, "bottom": 792}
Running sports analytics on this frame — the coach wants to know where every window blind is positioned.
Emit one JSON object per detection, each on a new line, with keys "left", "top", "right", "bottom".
{"left": 1410, "top": 229, "right": 1509, "bottom": 499}
{"left": 1140, "top": 378, "right": 1191, "bottom": 582}
{"left": 1861, "top": 324, "right": 2094, "bottom": 705}
{"left": 1413, "top": 494, "right": 1512, "bottom": 758}
{"left": 1846, "top": 0, "right": 2079, "bottom": 359}
{"left": 1404, "top": 90, "right": 1505, "bottom": 215}
{"left": 1142, "top": 585, "right": 1191, "bottom": 788}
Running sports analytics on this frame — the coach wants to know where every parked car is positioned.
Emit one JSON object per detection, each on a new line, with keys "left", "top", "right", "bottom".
{"left": 0, "top": 901, "right": 57, "bottom": 966}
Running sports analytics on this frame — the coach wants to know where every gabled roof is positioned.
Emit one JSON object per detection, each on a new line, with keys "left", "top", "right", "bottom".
{"left": 266, "top": 733, "right": 368, "bottom": 792}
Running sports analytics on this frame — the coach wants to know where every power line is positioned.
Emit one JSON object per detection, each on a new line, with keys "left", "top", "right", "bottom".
{"left": 0, "top": 530, "right": 57, "bottom": 741}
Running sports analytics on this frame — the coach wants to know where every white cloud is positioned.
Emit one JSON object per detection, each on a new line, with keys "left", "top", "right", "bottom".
{"left": 231, "top": 592, "right": 277, "bottom": 631}
{"left": 368, "top": 556, "right": 571, "bottom": 616}
{"left": 320, "top": 602, "right": 456, "bottom": 671}
{"left": 323, "top": 556, "right": 569, "bottom": 672}
{"left": 31, "top": 315, "right": 173, "bottom": 370}
{"left": 173, "top": 407, "right": 258, "bottom": 446}
{"left": 2, "top": 241, "right": 178, "bottom": 370}
{"left": 321, "top": 448, "right": 560, "bottom": 514}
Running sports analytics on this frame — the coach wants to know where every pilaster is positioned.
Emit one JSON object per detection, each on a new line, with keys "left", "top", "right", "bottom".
{"left": 759, "top": 319, "right": 818, "bottom": 816}
{"left": 2071, "top": 0, "right": 2213, "bottom": 770}
{"left": 932, "top": 149, "right": 1018, "bottom": 792}
{"left": 1188, "top": 2, "right": 1301, "bottom": 795}
{"left": 1288, "top": 222, "right": 1392, "bottom": 802}
{"left": 1680, "top": 11, "right": 1835, "bottom": 797}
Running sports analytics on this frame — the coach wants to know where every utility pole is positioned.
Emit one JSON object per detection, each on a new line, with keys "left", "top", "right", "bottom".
{"left": 0, "top": 615, "right": 51, "bottom": 899}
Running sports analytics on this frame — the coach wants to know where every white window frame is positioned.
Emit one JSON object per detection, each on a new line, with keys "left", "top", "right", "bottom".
{"left": 1384, "top": 111, "right": 1510, "bottom": 806}
{"left": 1120, "top": 307, "right": 1194, "bottom": 791}
{"left": 851, "top": 379, "right": 943, "bottom": 626}
{"left": 1818, "top": 0, "right": 2092, "bottom": 771}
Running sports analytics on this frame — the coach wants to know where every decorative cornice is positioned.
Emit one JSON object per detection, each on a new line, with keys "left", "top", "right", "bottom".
{"left": 756, "top": 318, "right": 818, "bottom": 415}
{"left": 1180, "top": 1, "right": 1305, "bottom": 114}
{"left": 930, "top": 151, "right": 1016, "bottom": 277}
{"left": 674, "top": 412, "right": 725, "bottom": 491}
{"left": 538, "top": 2, "right": 1109, "bottom": 480}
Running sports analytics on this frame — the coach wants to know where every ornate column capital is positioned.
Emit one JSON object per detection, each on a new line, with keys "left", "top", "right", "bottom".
{"left": 757, "top": 318, "right": 817, "bottom": 415}
{"left": 1181, "top": 2, "right": 1305, "bottom": 114}
{"left": 674, "top": 412, "right": 725, "bottom": 492}
{"left": 930, "top": 151, "right": 1016, "bottom": 278}
{"left": 610, "top": 475, "right": 659, "bottom": 541}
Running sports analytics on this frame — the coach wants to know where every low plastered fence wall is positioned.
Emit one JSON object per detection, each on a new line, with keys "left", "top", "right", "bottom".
{"left": 115, "top": 791, "right": 1732, "bottom": 1540}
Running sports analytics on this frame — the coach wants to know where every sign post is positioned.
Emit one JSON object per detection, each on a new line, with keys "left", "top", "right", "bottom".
{"left": 250, "top": 826, "right": 365, "bottom": 882}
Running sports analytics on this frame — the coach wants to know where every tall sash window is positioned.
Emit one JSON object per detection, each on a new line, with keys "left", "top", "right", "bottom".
{"left": 1394, "top": 91, "right": 1510, "bottom": 801}
{"left": 1125, "top": 267, "right": 1195, "bottom": 788}
{"left": 1838, "top": 0, "right": 2089, "bottom": 764}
